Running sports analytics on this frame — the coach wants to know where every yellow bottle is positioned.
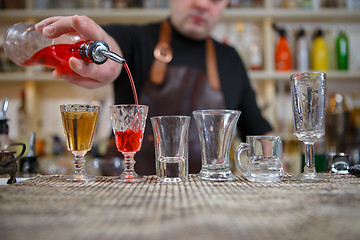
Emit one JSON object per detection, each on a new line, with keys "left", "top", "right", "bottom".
{"left": 311, "top": 29, "right": 329, "bottom": 71}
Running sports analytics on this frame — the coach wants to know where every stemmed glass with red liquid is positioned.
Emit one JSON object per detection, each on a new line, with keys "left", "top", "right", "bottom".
{"left": 110, "top": 105, "right": 148, "bottom": 183}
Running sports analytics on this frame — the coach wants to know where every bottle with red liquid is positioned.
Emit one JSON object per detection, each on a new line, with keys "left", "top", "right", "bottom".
{"left": 4, "top": 22, "right": 139, "bottom": 104}
{"left": 3, "top": 22, "right": 126, "bottom": 74}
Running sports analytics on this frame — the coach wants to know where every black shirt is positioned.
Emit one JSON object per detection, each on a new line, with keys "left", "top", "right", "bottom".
{"left": 103, "top": 20, "right": 272, "bottom": 141}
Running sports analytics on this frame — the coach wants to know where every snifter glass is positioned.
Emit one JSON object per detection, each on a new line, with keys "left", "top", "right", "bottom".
{"left": 290, "top": 72, "right": 327, "bottom": 181}
{"left": 110, "top": 104, "right": 148, "bottom": 183}
{"left": 60, "top": 104, "right": 99, "bottom": 182}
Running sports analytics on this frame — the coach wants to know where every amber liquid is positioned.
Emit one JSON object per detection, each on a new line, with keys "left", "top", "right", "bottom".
{"left": 61, "top": 111, "right": 99, "bottom": 151}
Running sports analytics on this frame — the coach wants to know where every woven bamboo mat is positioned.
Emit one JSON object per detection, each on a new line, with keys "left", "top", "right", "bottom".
{"left": 0, "top": 174, "right": 360, "bottom": 240}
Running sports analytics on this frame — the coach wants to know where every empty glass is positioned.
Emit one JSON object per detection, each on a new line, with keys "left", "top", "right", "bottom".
{"left": 151, "top": 116, "right": 190, "bottom": 183}
{"left": 193, "top": 109, "right": 241, "bottom": 181}
{"left": 235, "top": 135, "right": 284, "bottom": 182}
{"left": 290, "top": 72, "right": 327, "bottom": 181}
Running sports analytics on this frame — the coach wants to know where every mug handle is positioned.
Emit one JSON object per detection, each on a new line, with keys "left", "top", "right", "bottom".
{"left": 235, "top": 143, "right": 249, "bottom": 177}
{"left": 9, "top": 142, "right": 26, "bottom": 163}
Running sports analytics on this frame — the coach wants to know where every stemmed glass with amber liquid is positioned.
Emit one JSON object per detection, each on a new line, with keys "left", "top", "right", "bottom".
{"left": 110, "top": 105, "right": 148, "bottom": 183}
{"left": 60, "top": 104, "right": 100, "bottom": 182}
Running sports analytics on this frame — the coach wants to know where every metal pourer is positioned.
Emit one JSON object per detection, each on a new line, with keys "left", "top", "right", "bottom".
{"left": 80, "top": 41, "right": 126, "bottom": 65}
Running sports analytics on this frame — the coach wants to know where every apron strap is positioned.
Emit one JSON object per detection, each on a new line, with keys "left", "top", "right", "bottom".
{"left": 149, "top": 21, "right": 173, "bottom": 85}
{"left": 149, "top": 20, "right": 221, "bottom": 90}
{"left": 206, "top": 37, "right": 221, "bottom": 90}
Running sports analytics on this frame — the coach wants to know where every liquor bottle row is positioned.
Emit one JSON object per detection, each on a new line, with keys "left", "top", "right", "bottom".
{"left": 2, "top": 0, "right": 360, "bottom": 9}
{"left": 212, "top": 21, "right": 359, "bottom": 72}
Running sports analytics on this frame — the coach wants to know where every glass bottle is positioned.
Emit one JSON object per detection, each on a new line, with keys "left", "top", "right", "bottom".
{"left": 3, "top": 22, "right": 125, "bottom": 73}
{"left": 248, "top": 25, "right": 263, "bottom": 71}
{"left": 336, "top": 31, "right": 349, "bottom": 70}
{"left": 295, "top": 28, "right": 309, "bottom": 71}
{"left": 0, "top": 119, "right": 9, "bottom": 151}
{"left": 274, "top": 26, "right": 292, "bottom": 71}
{"left": 311, "top": 28, "right": 329, "bottom": 71}
{"left": 325, "top": 93, "right": 350, "bottom": 155}
{"left": 18, "top": 89, "right": 28, "bottom": 142}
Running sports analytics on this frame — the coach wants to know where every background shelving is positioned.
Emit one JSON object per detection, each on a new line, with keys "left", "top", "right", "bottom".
{"left": 0, "top": 2, "right": 359, "bottom": 174}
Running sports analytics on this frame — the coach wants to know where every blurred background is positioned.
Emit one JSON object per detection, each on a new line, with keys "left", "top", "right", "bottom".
{"left": 0, "top": 0, "right": 359, "bottom": 176}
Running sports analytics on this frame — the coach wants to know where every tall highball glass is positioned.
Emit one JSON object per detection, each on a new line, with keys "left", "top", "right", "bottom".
{"left": 290, "top": 72, "right": 327, "bottom": 181}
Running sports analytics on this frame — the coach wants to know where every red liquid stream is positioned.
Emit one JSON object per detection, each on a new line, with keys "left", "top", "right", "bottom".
{"left": 123, "top": 62, "right": 139, "bottom": 105}
{"left": 23, "top": 42, "right": 139, "bottom": 105}
{"left": 115, "top": 129, "right": 143, "bottom": 154}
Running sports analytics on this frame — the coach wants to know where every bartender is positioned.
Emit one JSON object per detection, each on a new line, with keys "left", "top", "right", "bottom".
{"left": 35, "top": 0, "right": 273, "bottom": 175}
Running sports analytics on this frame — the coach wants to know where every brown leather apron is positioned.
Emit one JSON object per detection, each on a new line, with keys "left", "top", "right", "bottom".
{"left": 135, "top": 21, "right": 226, "bottom": 175}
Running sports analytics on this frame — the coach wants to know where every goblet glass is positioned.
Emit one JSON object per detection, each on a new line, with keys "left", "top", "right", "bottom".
{"left": 290, "top": 72, "right": 327, "bottom": 181}
{"left": 109, "top": 104, "right": 148, "bottom": 183}
{"left": 60, "top": 104, "right": 99, "bottom": 182}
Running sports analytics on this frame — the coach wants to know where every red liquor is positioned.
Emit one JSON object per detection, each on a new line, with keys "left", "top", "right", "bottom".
{"left": 22, "top": 41, "right": 89, "bottom": 73}
{"left": 115, "top": 129, "right": 143, "bottom": 154}
{"left": 123, "top": 62, "right": 139, "bottom": 105}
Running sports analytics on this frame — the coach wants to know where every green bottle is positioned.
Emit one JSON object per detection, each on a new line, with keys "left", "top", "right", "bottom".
{"left": 336, "top": 31, "right": 349, "bottom": 70}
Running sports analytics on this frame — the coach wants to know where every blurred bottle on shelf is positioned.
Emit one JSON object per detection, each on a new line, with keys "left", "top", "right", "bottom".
{"left": 0, "top": 119, "right": 9, "bottom": 151}
{"left": 1, "top": 0, "right": 25, "bottom": 9}
{"left": 326, "top": 93, "right": 350, "bottom": 155}
{"left": 300, "top": 0, "right": 312, "bottom": 8}
{"left": 19, "top": 132, "right": 39, "bottom": 177}
{"left": 295, "top": 28, "right": 309, "bottom": 71}
{"left": 229, "top": 0, "right": 263, "bottom": 8}
{"left": 248, "top": 25, "right": 263, "bottom": 70}
{"left": 350, "top": 92, "right": 360, "bottom": 165}
{"left": 274, "top": 25, "right": 292, "bottom": 71}
{"left": 311, "top": 28, "right": 329, "bottom": 71}
{"left": 281, "top": 0, "right": 298, "bottom": 8}
{"left": 322, "top": 0, "right": 339, "bottom": 7}
{"left": 347, "top": 0, "right": 360, "bottom": 10}
{"left": 336, "top": 31, "right": 349, "bottom": 70}
{"left": 18, "top": 89, "right": 28, "bottom": 142}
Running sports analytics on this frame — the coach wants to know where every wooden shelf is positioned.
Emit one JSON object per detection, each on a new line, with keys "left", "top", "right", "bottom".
{"left": 0, "top": 8, "right": 359, "bottom": 24}
{"left": 1, "top": 70, "right": 358, "bottom": 82}
{"left": 248, "top": 70, "right": 360, "bottom": 82}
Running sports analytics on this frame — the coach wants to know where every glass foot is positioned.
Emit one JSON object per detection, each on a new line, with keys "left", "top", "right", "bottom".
{"left": 292, "top": 173, "right": 328, "bottom": 181}
{"left": 113, "top": 172, "right": 146, "bottom": 183}
{"left": 198, "top": 169, "right": 235, "bottom": 182}
{"left": 63, "top": 173, "right": 96, "bottom": 182}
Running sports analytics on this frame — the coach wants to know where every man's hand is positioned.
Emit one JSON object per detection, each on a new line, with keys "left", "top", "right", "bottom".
{"left": 35, "top": 15, "right": 122, "bottom": 89}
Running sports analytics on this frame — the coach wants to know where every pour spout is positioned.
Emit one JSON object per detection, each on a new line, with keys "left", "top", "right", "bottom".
{"left": 101, "top": 50, "right": 126, "bottom": 64}
{"left": 83, "top": 40, "right": 126, "bottom": 65}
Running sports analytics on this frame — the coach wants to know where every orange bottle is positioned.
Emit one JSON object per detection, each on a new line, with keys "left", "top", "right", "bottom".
{"left": 275, "top": 28, "right": 292, "bottom": 71}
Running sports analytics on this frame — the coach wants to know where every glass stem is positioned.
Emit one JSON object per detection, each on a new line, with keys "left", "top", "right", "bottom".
{"left": 123, "top": 155, "right": 136, "bottom": 174}
{"left": 304, "top": 142, "right": 316, "bottom": 174}
{"left": 73, "top": 152, "right": 86, "bottom": 176}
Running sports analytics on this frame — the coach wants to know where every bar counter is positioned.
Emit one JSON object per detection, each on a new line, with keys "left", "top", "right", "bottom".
{"left": 1, "top": 174, "right": 360, "bottom": 240}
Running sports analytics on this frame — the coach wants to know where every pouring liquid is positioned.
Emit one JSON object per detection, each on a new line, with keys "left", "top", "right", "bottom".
{"left": 22, "top": 42, "right": 139, "bottom": 105}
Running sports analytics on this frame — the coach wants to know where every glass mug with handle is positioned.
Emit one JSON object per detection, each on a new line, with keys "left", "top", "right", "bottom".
{"left": 235, "top": 135, "right": 284, "bottom": 183}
